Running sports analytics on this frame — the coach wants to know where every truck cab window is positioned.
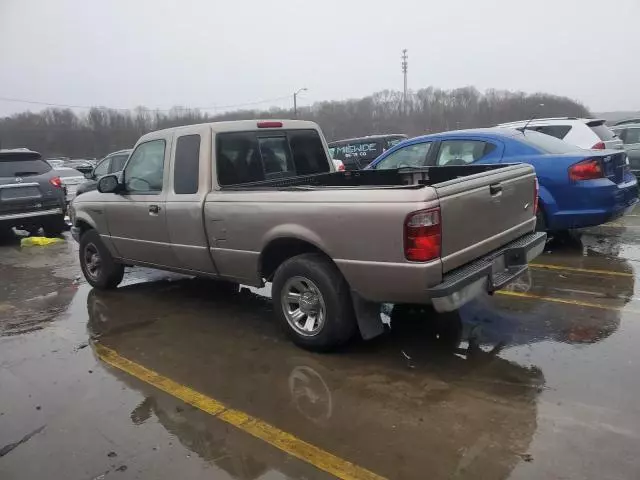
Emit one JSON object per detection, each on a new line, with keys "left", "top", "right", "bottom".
{"left": 217, "top": 132, "right": 264, "bottom": 186}
{"left": 288, "top": 130, "right": 330, "bottom": 175}
{"left": 258, "top": 136, "right": 294, "bottom": 176}
{"left": 124, "top": 139, "right": 166, "bottom": 193}
{"left": 174, "top": 134, "right": 201, "bottom": 194}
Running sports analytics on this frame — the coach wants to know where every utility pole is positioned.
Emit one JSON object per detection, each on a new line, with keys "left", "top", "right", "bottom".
{"left": 401, "top": 49, "right": 408, "bottom": 114}
{"left": 293, "top": 87, "right": 307, "bottom": 118}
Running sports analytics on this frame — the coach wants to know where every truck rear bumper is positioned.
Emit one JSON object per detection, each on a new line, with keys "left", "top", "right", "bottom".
{"left": 428, "top": 231, "right": 546, "bottom": 312}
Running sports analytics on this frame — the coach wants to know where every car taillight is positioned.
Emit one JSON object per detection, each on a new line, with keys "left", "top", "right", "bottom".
{"left": 49, "top": 176, "right": 62, "bottom": 188}
{"left": 533, "top": 177, "right": 539, "bottom": 214}
{"left": 404, "top": 208, "right": 441, "bottom": 262}
{"left": 568, "top": 159, "right": 603, "bottom": 181}
{"left": 591, "top": 141, "right": 605, "bottom": 150}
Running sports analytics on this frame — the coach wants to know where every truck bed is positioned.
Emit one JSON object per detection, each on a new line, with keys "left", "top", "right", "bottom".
{"left": 220, "top": 164, "right": 516, "bottom": 190}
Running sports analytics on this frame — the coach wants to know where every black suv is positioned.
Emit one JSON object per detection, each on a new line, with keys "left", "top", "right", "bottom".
{"left": 0, "top": 149, "right": 67, "bottom": 236}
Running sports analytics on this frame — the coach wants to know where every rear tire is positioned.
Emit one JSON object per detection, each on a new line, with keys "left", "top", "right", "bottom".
{"left": 79, "top": 229, "right": 124, "bottom": 289}
{"left": 272, "top": 253, "right": 356, "bottom": 352}
{"left": 43, "top": 215, "right": 67, "bottom": 237}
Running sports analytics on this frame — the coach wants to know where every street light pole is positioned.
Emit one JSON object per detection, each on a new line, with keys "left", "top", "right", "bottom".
{"left": 293, "top": 88, "right": 307, "bottom": 118}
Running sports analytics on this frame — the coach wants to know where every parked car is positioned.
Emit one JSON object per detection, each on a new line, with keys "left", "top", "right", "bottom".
{"left": 0, "top": 149, "right": 67, "bottom": 236}
{"left": 611, "top": 123, "right": 640, "bottom": 177}
{"left": 613, "top": 118, "right": 640, "bottom": 127}
{"left": 64, "top": 159, "right": 95, "bottom": 174}
{"left": 76, "top": 149, "right": 131, "bottom": 197}
{"left": 70, "top": 120, "right": 545, "bottom": 351}
{"left": 328, "top": 134, "right": 407, "bottom": 170}
{"left": 497, "top": 117, "right": 623, "bottom": 150}
{"left": 367, "top": 128, "right": 638, "bottom": 232}
{"left": 54, "top": 166, "right": 85, "bottom": 203}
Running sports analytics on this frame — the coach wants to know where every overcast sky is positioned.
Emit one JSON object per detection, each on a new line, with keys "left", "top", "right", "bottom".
{"left": 1, "top": 0, "right": 639, "bottom": 117}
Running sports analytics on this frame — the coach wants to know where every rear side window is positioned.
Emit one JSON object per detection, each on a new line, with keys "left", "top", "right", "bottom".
{"left": 519, "top": 130, "right": 581, "bottom": 154}
{"left": 528, "top": 125, "right": 571, "bottom": 140}
{"left": 590, "top": 124, "right": 615, "bottom": 141}
{"left": 216, "top": 129, "right": 329, "bottom": 185}
{"left": 174, "top": 134, "right": 201, "bottom": 194}
{"left": 0, "top": 154, "right": 51, "bottom": 178}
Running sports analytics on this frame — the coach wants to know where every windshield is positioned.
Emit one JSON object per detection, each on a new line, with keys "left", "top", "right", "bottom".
{"left": 0, "top": 155, "right": 52, "bottom": 177}
{"left": 518, "top": 130, "right": 583, "bottom": 154}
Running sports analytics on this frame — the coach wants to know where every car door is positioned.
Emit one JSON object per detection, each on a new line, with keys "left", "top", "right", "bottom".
{"left": 166, "top": 128, "right": 218, "bottom": 273}
{"left": 371, "top": 141, "right": 433, "bottom": 170}
{"left": 430, "top": 138, "right": 503, "bottom": 166}
{"left": 105, "top": 137, "right": 177, "bottom": 266}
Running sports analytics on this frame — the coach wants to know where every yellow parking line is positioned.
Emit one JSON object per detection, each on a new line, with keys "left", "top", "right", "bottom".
{"left": 530, "top": 263, "right": 634, "bottom": 277}
{"left": 496, "top": 290, "right": 640, "bottom": 314}
{"left": 94, "top": 344, "right": 385, "bottom": 480}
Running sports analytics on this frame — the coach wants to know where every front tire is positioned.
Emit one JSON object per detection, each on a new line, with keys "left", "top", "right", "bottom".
{"left": 272, "top": 253, "right": 356, "bottom": 352}
{"left": 79, "top": 229, "right": 124, "bottom": 289}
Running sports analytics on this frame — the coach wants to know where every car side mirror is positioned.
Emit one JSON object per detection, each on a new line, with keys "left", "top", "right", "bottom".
{"left": 97, "top": 174, "right": 121, "bottom": 193}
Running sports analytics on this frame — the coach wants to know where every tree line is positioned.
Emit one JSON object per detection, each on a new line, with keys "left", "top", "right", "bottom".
{"left": 0, "top": 86, "right": 590, "bottom": 159}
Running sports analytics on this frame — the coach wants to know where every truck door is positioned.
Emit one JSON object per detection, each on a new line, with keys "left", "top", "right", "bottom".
{"left": 165, "top": 129, "right": 218, "bottom": 274}
{"left": 105, "top": 138, "right": 177, "bottom": 266}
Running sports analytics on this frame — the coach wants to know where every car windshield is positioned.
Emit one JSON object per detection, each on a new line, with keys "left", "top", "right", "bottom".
{"left": 0, "top": 155, "right": 52, "bottom": 177}
{"left": 518, "top": 129, "right": 583, "bottom": 154}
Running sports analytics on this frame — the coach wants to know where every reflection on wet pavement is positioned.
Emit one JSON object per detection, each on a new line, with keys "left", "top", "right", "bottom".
{"left": 2, "top": 213, "right": 640, "bottom": 479}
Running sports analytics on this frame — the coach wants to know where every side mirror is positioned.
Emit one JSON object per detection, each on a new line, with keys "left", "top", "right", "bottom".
{"left": 97, "top": 174, "right": 121, "bottom": 193}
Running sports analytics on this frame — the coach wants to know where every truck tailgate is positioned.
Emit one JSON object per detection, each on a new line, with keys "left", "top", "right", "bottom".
{"left": 435, "top": 164, "right": 537, "bottom": 273}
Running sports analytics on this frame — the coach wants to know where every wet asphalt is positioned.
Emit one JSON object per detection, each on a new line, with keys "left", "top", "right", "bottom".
{"left": 2, "top": 214, "right": 640, "bottom": 480}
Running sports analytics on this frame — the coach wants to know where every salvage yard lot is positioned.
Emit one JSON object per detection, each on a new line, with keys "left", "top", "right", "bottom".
{"left": 2, "top": 212, "right": 640, "bottom": 479}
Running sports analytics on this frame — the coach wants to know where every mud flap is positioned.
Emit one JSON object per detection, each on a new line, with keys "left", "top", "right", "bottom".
{"left": 351, "top": 291, "right": 385, "bottom": 340}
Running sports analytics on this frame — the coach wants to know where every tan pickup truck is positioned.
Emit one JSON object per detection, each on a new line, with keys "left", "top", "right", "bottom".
{"left": 70, "top": 120, "right": 545, "bottom": 350}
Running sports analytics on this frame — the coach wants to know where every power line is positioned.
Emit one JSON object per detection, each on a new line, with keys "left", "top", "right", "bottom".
{"left": 0, "top": 94, "right": 294, "bottom": 113}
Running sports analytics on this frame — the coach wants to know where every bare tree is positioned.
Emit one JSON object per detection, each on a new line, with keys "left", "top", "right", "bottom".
{"left": 0, "top": 87, "right": 590, "bottom": 158}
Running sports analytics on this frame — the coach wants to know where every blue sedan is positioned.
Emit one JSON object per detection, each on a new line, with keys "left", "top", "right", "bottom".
{"left": 366, "top": 128, "right": 638, "bottom": 231}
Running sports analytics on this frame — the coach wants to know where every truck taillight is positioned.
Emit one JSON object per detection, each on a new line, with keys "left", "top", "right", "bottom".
{"left": 404, "top": 208, "right": 441, "bottom": 262}
{"left": 534, "top": 177, "right": 539, "bottom": 214}
{"left": 257, "top": 121, "right": 283, "bottom": 128}
{"left": 591, "top": 141, "right": 605, "bottom": 150}
{"left": 568, "top": 159, "right": 603, "bottom": 181}
{"left": 49, "top": 176, "right": 62, "bottom": 188}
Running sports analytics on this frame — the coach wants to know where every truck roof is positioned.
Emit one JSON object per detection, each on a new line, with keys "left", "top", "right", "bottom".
{"left": 138, "top": 119, "right": 320, "bottom": 143}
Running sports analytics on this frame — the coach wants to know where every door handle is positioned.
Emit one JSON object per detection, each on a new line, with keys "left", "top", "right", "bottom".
{"left": 489, "top": 184, "right": 503, "bottom": 196}
{"left": 148, "top": 204, "right": 160, "bottom": 215}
